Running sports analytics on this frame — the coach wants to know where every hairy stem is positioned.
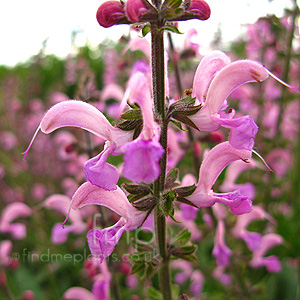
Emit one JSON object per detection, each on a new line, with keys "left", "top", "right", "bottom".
{"left": 151, "top": 23, "right": 173, "bottom": 300}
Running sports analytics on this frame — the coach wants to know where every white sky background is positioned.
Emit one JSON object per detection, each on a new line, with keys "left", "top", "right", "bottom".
{"left": 0, "top": 0, "right": 296, "bottom": 66}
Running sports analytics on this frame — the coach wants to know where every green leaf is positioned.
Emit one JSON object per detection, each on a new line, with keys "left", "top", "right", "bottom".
{"left": 142, "top": 24, "right": 151, "bottom": 37}
{"left": 169, "top": 119, "right": 188, "bottom": 131}
{"left": 147, "top": 287, "right": 163, "bottom": 300}
{"left": 131, "top": 262, "right": 146, "bottom": 274}
{"left": 158, "top": 25, "right": 183, "bottom": 34}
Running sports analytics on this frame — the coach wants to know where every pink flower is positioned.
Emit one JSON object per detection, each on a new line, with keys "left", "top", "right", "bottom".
{"left": 232, "top": 206, "right": 270, "bottom": 251}
{"left": 44, "top": 194, "right": 87, "bottom": 244}
{"left": 22, "top": 100, "right": 134, "bottom": 191}
{"left": 0, "top": 203, "right": 31, "bottom": 239}
{"left": 64, "top": 287, "right": 97, "bottom": 300}
{"left": 189, "top": 51, "right": 270, "bottom": 150}
{"left": 212, "top": 220, "right": 231, "bottom": 267}
{"left": 70, "top": 182, "right": 147, "bottom": 262}
{"left": 249, "top": 233, "right": 283, "bottom": 273}
{"left": 0, "top": 240, "right": 13, "bottom": 267}
{"left": 186, "top": 142, "right": 253, "bottom": 215}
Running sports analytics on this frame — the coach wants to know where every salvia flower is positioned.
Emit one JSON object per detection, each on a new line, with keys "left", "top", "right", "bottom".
{"left": 0, "top": 203, "right": 31, "bottom": 239}
{"left": 249, "top": 233, "right": 283, "bottom": 273}
{"left": 186, "top": 141, "right": 253, "bottom": 215}
{"left": 212, "top": 220, "right": 231, "bottom": 267}
{"left": 121, "top": 71, "right": 164, "bottom": 183}
{"left": 232, "top": 206, "right": 274, "bottom": 251}
{"left": 44, "top": 194, "right": 87, "bottom": 244}
{"left": 70, "top": 182, "right": 147, "bottom": 262}
{"left": 22, "top": 100, "right": 134, "bottom": 191}
{"left": 189, "top": 51, "right": 270, "bottom": 150}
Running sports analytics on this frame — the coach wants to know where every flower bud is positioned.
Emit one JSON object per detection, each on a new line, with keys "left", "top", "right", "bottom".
{"left": 186, "top": 0, "right": 211, "bottom": 20}
{"left": 125, "top": 0, "right": 158, "bottom": 23}
{"left": 96, "top": 1, "right": 127, "bottom": 28}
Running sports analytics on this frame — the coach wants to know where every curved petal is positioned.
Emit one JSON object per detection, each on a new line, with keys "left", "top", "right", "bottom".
{"left": 22, "top": 100, "right": 134, "bottom": 158}
{"left": 192, "top": 50, "right": 231, "bottom": 103}
{"left": 206, "top": 60, "right": 269, "bottom": 114}
{"left": 0, "top": 203, "right": 31, "bottom": 226}
{"left": 64, "top": 287, "right": 97, "bottom": 300}
{"left": 40, "top": 100, "right": 114, "bottom": 140}
{"left": 197, "top": 142, "right": 252, "bottom": 193}
{"left": 71, "top": 182, "right": 136, "bottom": 220}
{"left": 44, "top": 194, "right": 85, "bottom": 228}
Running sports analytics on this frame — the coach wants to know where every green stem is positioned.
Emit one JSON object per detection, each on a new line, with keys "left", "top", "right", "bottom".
{"left": 151, "top": 23, "right": 173, "bottom": 300}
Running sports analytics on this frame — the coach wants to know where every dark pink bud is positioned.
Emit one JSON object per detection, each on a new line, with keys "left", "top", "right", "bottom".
{"left": 126, "top": 0, "right": 148, "bottom": 22}
{"left": 96, "top": 1, "right": 127, "bottom": 28}
{"left": 187, "top": 0, "right": 210, "bottom": 20}
{"left": 125, "top": 0, "right": 157, "bottom": 23}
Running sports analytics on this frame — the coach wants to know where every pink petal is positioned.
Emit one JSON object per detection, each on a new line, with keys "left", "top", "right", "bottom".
{"left": 206, "top": 60, "right": 269, "bottom": 114}
{"left": 0, "top": 202, "right": 31, "bottom": 226}
{"left": 64, "top": 287, "right": 97, "bottom": 300}
{"left": 192, "top": 50, "right": 231, "bottom": 103}
{"left": 198, "top": 142, "right": 252, "bottom": 193}
{"left": 71, "top": 182, "right": 136, "bottom": 220}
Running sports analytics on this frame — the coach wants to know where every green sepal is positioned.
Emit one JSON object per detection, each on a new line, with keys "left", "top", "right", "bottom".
{"left": 169, "top": 119, "right": 188, "bottom": 131}
{"left": 165, "top": 168, "right": 180, "bottom": 189}
{"left": 122, "top": 182, "right": 152, "bottom": 195}
{"left": 142, "top": 261, "right": 158, "bottom": 279}
{"left": 172, "top": 252, "right": 199, "bottom": 264}
{"left": 133, "top": 196, "right": 157, "bottom": 211}
{"left": 120, "top": 108, "right": 142, "bottom": 120}
{"left": 172, "top": 229, "right": 192, "bottom": 247}
{"left": 174, "top": 184, "right": 196, "bottom": 197}
{"left": 176, "top": 196, "right": 198, "bottom": 208}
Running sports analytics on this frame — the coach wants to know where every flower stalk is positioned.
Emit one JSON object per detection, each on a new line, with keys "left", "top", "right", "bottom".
{"left": 151, "top": 21, "right": 173, "bottom": 300}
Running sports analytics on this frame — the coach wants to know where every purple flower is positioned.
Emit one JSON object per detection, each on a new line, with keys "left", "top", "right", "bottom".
{"left": 249, "top": 233, "right": 283, "bottom": 273}
{"left": 232, "top": 206, "right": 271, "bottom": 251}
{"left": 22, "top": 100, "right": 134, "bottom": 191}
{"left": 212, "top": 220, "right": 231, "bottom": 267}
{"left": 123, "top": 139, "right": 164, "bottom": 184}
{"left": 186, "top": 142, "right": 253, "bottom": 214}
{"left": 71, "top": 182, "right": 147, "bottom": 262}
{"left": 120, "top": 71, "right": 164, "bottom": 183}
